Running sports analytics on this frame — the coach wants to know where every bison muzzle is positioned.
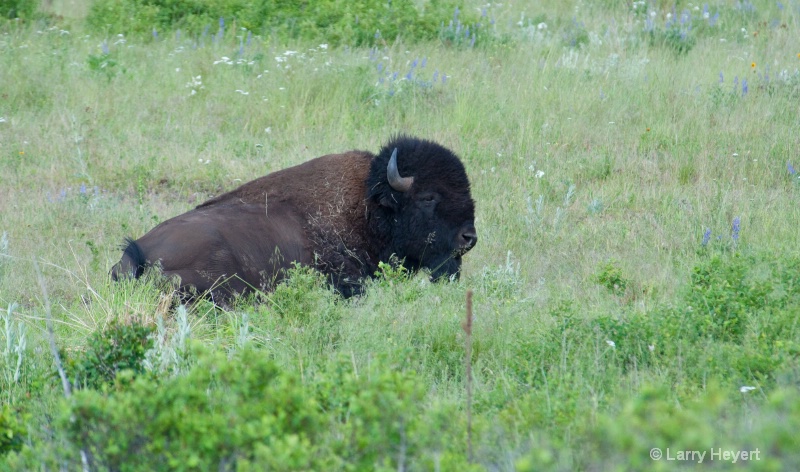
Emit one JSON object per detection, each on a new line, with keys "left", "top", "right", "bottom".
{"left": 111, "top": 135, "right": 477, "bottom": 300}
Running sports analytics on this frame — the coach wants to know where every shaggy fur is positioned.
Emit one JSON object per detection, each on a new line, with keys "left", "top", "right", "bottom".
{"left": 111, "top": 135, "right": 477, "bottom": 300}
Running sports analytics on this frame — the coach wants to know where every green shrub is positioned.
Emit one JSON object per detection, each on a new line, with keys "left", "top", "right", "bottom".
{"left": 63, "top": 347, "right": 326, "bottom": 471}
{"left": 86, "top": 0, "right": 475, "bottom": 46}
{"left": 68, "top": 319, "right": 154, "bottom": 390}
{"left": 0, "top": 404, "right": 26, "bottom": 456}
{"left": 0, "top": 0, "right": 37, "bottom": 20}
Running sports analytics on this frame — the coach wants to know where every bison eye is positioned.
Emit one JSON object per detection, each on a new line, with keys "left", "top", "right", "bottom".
{"left": 418, "top": 193, "right": 438, "bottom": 204}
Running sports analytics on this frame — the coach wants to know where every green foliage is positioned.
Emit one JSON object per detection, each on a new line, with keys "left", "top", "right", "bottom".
{"left": 86, "top": 51, "right": 123, "bottom": 82}
{"left": 266, "top": 264, "right": 335, "bottom": 322}
{"left": 0, "top": 404, "right": 26, "bottom": 456}
{"left": 63, "top": 347, "right": 326, "bottom": 471}
{"left": 595, "top": 260, "right": 629, "bottom": 296}
{"left": 0, "top": 0, "right": 37, "bottom": 20}
{"left": 86, "top": 0, "right": 473, "bottom": 46}
{"left": 685, "top": 253, "right": 770, "bottom": 342}
{"left": 68, "top": 319, "right": 154, "bottom": 390}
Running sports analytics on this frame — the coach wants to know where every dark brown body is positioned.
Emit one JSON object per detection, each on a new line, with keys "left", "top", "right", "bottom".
{"left": 112, "top": 136, "right": 477, "bottom": 300}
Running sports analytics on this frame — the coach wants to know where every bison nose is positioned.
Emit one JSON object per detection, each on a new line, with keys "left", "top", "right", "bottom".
{"left": 458, "top": 225, "right": 478, "bottom": 251}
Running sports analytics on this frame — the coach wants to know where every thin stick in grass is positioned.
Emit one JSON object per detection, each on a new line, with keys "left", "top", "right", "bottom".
{"left": 463, "top": 289, "right": 474, "bottom": 463}
{"left": 34, "top": 260, "right": 90, "bottom": 471}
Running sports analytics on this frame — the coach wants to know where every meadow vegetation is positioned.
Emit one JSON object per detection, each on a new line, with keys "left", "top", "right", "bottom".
{"left": 2, "top": 0, "right": 800, "bottom": 469}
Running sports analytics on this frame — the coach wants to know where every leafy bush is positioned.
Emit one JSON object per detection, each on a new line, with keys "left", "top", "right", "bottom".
{"left": 86, "top": 0, "right": 475, "bottom": 46}
{"left": 0, "top": 0, "right": 37, "bottom": 20}
{"left": 63, "top": 347, "right": 326, "bottom": 471}
{"left": 68, "top": 319, "right": 154, "bottom": 390}
{"left": 0, "top": 404, "right": 26, "bottom": 456}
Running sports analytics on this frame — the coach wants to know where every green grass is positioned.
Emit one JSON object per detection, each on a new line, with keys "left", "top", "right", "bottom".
{"left": 2, "top": 0, "right": 800, "bottom": 469}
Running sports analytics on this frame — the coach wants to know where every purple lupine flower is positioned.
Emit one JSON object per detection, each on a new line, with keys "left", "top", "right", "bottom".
{"left": 375, "top": 30, "right": 381, "bottom": 39}
{"left": 442, "top": 73, "right": 447, "bottom": 84}
{"left": 742, "top": 79, "right": 748, "bottom": 96}
{"left": 80, "top": 184, "right": 86, "bottom": 194}
{"left": 788, "top": 162, "right": 796, "bottom": 175}
{"left": 152, "top": 28, "right": 158, "bottom": 39}
{"left": 392, "top": 71, "right": 398, "bottom": 80}
{"left": 377, "top": 63, "right": 383, "bottom": 72}
{"left": 405, "top": 71, "right": 413, "bottom": 80}
{"left": 60, "top": 189, "right": 67, "bottom": 200}
{"left": 777, "top": 1, "right": 784, "bottom": 11}
{"left": 421, "top": 57, "right": 427, "bottom": 68}
{"left": 101, "top": 40, "right": 109, "bottom": 54}
{"left": 680, "top": 9, "right": 690, "bottom": 25}
{"left": 219, "top": 17, "right": 225, "bottom": 29}
{"left": 411, "top": 58, "right": 418, "bottom": 68}
{"left": 733, "top": 76, "right": 739, "bottom": 91}
{"left": 731, "top": 216, "right": 741, "bottom": 242}
{"left": 645, "top": 16, "right": 654, "bottom": 32}
{"left": 481, "top": 7, "right": 487, "bottom": 17}
{"left": 246, "top": 31, "right": 252, "bottom": 46}
{"left": 719, "top": 71, "right": 724, "bottom": 83}
{"left": 432, "top": 70, "right": 438, "bottom": 82}
{"left": 702, "top": 228, "right": 712, "bottom": 246}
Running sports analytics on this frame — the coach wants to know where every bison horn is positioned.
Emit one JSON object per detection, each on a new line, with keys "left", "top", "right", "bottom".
{"left": 387, "top": 148, "right": 414, "bottom": 192}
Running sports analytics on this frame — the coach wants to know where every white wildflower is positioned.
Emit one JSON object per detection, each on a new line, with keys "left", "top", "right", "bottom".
{"left": 606, "top": 340, "right": 616, "bottom": 348}
{"left": 740, "top": 386, "right": 756, "bottom": 393}
{"left": 535, "top": 170, "right": 545, "bottom": 179}
{"left": 648, "top": 345, "right": 655, "bottom": 352}
{"left": 537, "top": 22, "right": 547, "bottom": 30}
{"left": 264, "top": 127, "right": 272, "bottom": 133}
{"left": 319, "top": 44, "right": 328, "bottom": 49}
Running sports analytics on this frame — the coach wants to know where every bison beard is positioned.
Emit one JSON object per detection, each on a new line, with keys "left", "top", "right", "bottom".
{"left": 111, "top": 135, "right": 477, "bottom": 301}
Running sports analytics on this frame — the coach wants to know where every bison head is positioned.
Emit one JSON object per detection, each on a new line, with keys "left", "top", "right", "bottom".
{"left": 366, "top": 135, "right": 477, "bottom": 281}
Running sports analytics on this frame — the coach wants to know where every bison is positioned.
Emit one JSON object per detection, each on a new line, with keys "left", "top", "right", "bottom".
{"left": 111, "top": 135, "right": 477, "bottom": 300}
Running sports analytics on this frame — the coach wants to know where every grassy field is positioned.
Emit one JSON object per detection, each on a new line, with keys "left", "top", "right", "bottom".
{"left": 2, "top": 0, "right": 800, "bottom": 469}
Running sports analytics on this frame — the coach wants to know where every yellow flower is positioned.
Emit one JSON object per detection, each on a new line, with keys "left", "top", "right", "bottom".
{"left": 751, "top": 62, "right": 756, "bottom": 69}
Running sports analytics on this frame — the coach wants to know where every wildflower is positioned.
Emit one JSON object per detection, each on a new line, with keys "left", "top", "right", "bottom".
{"left": 788, "top": 162, "right": 796, "bottom": 175}
{"left": 101, "top": 40, "right": 109, "bottom": 54}
{"left": 535, "top": 170, "right": 545, "bottom": 179}
{"left": 152, "top": 28, "right": 158, "bottom": 39}
{"left": 606, "top": 340, "right": 616, "bottom": 348}
{"left": 739, "top": 386, "right": 756, "bottom": 393}
{"left": 648, "top": 345, "right": 655, "bottom": 352}
{"left": 731, "top": 216, "right": 741, "bottom": 242}
{"left": 742, "top": 78, "right": 748, "bottom": 96}
{"left": 702, "top": 228, "right": 712, "bottom": 246}
{"left": 0, "top": 117, "right": 6, "bottom": 123}
{"left": 537, "top": 22, "right": 547, "bottom": 30}
{"left": 319, "top": 44, "right": 328, "bottom": 50}
{"left": 719, "top": 71, "right": 724, "bottom": 83}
